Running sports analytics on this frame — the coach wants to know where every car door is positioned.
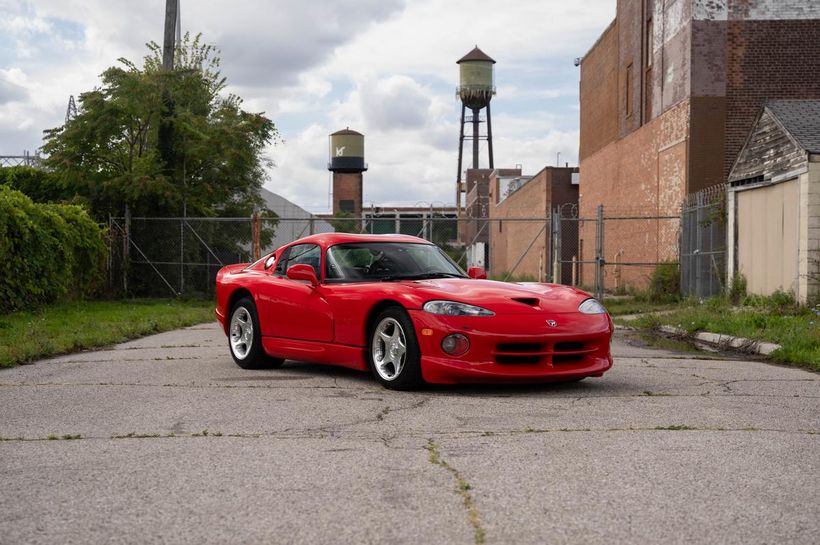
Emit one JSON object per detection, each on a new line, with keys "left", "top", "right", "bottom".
{"left": 256, "top": 243, "right": 334, "bottom": 342}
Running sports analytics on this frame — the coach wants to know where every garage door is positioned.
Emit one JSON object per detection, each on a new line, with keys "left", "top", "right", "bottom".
{"left": 736, "top": 179, "right": 798, "bottom": 296}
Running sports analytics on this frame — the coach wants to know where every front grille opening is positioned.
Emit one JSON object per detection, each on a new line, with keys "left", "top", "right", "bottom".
{"left": 496, "top": 343, "right": 542, "bottom": 353}
{"left": 496, "top": 355, "right": 540, "bottom": 364}
{"left": 554, "top": 341, "right": 585, "bottom": 352}
{"left": 553, "top": 354, "right": 585, "bottom": 364}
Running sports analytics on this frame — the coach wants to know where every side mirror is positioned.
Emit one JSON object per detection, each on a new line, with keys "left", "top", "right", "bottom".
{"left": 286, "top": 264, "right": 319, "bottom": 286}
{"left": 467, "top": 267, "right": 487, "bottom": 280}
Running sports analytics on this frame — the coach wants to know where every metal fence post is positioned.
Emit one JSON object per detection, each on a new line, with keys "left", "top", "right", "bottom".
{"left": 595, "top": 204, "right": 604, "bottom": 301}
{"left": 108, "top": 214, "right": 113, "bottom": 292}
{"left": 123, "top": 204, "right": 130, "bottom": 294}
{"left": 252, "top": 211, "right": 261, "bottom": 261}
{"left": 179, "top": 218, "right": 184, "bottom": 295}
{"left": 695, "top": 192, "right": 704, "bottom": 299}
{"left": 552, "top": 211, "right": 562, "bottom": 284}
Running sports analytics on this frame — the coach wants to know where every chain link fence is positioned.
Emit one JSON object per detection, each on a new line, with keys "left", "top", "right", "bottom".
{"left": 554, "top": 206, "right": 681, "bottom": 300}
{"left": 680, "top": 185, "right": 727, "bottom": 299}
{"left": 110, "top": 206, "right": 694, "bottom": 301}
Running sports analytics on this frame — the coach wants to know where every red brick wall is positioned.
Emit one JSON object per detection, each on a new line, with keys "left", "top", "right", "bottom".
{"left": 578, "top": 100, "right": 688, "bottom": 289}
{"left": 579, "top": 22, "right": 619, "bottom": 161}
{"left": 725, "top": 19, "right": 820, "bottom": 177}
{"left": 332, "top": 172, "right": 363, "bottom": 216}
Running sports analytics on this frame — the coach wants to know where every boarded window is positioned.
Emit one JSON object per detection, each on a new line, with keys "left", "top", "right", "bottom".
{"left": 625, "top": 63, "right": 633, "bottom": 117}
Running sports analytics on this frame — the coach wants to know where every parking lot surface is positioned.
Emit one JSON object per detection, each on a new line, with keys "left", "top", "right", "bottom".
{"left": 1, "top": 322, "right": 818, "bottom": 544}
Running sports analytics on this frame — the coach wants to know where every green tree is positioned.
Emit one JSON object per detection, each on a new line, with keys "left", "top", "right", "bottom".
{"left": 42, "top": 33, "right": 278, "bottom": 219}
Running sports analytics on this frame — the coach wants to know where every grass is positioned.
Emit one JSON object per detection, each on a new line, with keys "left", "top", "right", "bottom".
{"left": 625, "top": 295, "right": 820, "bottom": 370}
{"left": 0, "top": 298, "right": 215, "bottom": 368}
{"left": 426, "top": 439, "right": 485, "bottom": 545}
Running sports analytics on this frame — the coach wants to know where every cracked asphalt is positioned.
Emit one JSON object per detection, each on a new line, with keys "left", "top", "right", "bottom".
{"left": 1, "top": 322, "right": 818, "bottom": 544}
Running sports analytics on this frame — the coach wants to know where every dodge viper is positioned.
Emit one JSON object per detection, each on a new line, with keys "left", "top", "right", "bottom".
{"left": 215, "top": 233, "right": 612, "bottom": 390}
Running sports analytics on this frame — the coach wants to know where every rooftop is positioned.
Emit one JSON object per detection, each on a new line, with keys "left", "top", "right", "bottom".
{"left": 457, "top": 46, "right": 496, "bottom": 64}
{"left": 767, "top": 100, "right": 820, "bottom": 153}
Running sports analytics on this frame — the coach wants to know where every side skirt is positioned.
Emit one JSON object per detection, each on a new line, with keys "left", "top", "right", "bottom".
{"left": 262, "top": 336, "right": 368, "bottom": 371}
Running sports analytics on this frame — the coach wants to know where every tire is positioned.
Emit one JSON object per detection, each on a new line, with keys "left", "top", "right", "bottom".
{"left": 367, "top": 307, "right": 423, "bottom": 390}
{"left": 228, "top": 297, "right": 284, "bottom": 370}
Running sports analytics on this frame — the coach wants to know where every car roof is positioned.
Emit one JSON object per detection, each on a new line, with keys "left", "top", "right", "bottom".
{"left": 280, "top": 232, "right": 431, "bottom": 250}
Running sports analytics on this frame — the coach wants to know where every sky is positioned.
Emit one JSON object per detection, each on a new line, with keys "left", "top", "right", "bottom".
{"left": 0, "top": 0, "right": 615, "bottom": 213}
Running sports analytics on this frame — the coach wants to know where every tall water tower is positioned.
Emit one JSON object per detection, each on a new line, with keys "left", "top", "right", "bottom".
{"left": 456, "top": 46, "right": 496, "bottom": 210}
{"left": 328, "top": 128, "right": 367, "bottom": 216}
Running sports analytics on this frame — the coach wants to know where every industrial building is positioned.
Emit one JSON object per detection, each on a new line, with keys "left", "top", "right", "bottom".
{"left": 578, "top": 0, "right": 820, "bottom": 288}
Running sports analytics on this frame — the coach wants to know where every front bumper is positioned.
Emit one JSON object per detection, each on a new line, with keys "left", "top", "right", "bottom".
{"left": 408, "top": 310, "right": 613, "bottom": 384}
{"left": 215, "top": 307, "right": 227, "bottom": 334}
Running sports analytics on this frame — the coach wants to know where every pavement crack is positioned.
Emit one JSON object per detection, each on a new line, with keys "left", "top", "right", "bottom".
{"left": 425, "top": 439, "right": 485, "bottom": 545}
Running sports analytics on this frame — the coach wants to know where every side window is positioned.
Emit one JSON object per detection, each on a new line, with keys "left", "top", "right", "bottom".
{"left": 287, "top": 244, "right": 321, "bottom": 277}
{"left": 273, "top": 248, "right": 290, "bottom": 276}
{"left": 275, "top": 244, "right": 321, "bottom": 278}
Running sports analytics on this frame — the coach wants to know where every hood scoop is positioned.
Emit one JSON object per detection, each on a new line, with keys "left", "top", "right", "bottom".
{"left": 511, "top": 297, "right": 539, "bottom": 307}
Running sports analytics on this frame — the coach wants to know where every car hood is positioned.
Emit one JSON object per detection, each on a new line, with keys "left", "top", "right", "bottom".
{"left": 403, "top": 278, "right": 594, "bottom": 314}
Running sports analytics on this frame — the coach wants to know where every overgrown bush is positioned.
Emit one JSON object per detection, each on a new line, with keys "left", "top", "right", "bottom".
{"left": 728, "top": 273, "right": 747, "bottom": 305}
{"left": 648, "top": 261, "right": 680, "bottom": 303}
{"left": 0, "top": 187, "right": 106, "bottom": 312}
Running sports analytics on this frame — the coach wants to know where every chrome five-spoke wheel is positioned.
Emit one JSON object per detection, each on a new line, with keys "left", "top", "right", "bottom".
{"left": 372, "top": 317, "right": 407, "bottom": 381}
{"left": 230, "top": 306, "right": 253, "bottom": 360}
{"left": 227, "top": 297, "right": 284, "bottom": 370}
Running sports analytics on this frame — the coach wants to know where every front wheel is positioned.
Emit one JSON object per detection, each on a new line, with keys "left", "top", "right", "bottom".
{"left": 228, "top": 297, "right": 284, "bottom": 369}
{"left": 368, "top": 307, "right": 423, "bottom": 390}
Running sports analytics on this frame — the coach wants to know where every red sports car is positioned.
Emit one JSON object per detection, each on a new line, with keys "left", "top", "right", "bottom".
{"left": 215, "top": 233, "right": 612, "bottom": 390}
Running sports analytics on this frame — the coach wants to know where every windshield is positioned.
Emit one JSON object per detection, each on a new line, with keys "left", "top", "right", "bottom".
{"left": 325, "top": 242, "right": 466, "bottom": 282}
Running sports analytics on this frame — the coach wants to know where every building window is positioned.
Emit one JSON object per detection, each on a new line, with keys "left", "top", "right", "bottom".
{"left": 499, "top": 220, "right": 503, "bottom": 233}
{"left": 625, "top": 63, "right": 633, "bottom": 118}
{"left": 644, "top": 68, "right": 653, "bottom": 121}
{"left": 645, "top": 18, "right": 653, "bottom": 69}
{"left": 339, "top": 199, "right": 354, "bottom": 213}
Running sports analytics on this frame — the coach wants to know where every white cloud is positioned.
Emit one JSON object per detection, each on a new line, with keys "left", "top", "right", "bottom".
{"left": 0, "top": 0, "right": 617, "bottom": 212}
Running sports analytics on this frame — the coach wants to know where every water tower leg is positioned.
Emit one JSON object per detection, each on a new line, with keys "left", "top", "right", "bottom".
{"left": 457, "top": 103, "right": 466, "bottom": 212}
{"left": 486, "top": 101, "right": 494, "bottom": 169}
{"left": 471, "top": 107, "right": 480, "bottom": 169}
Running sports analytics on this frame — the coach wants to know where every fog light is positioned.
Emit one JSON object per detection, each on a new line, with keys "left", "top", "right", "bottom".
{"left": 441, "top": 333, "right": 470, "bottom": 355}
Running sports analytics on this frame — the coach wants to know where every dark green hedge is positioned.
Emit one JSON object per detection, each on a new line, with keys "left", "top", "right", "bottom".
{"left": 0, "top": 186, "right": 106, "bottom": 312}
{"left": 0, "top": 165, "right": 81, "bottom": 205}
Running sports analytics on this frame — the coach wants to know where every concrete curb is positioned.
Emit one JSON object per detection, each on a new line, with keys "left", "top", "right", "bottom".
{"left": 658, "top": 325, "right": 782, "bottom": 356}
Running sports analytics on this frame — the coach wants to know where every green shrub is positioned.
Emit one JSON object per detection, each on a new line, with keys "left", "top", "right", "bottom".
{"left": 0, "top": 187, "right": 106, "bottom": 312}
{"left": 649, "top": 262, "right": 680, "bottom": 303}
{"left": 728, "top": 273, "right": 747, "bottom": 305}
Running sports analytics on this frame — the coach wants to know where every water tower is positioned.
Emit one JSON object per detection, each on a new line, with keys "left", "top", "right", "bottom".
{"left": 328, "top": 128, "right": 367, "bottom": 216}
{"left": 456, "top": 46, "right": 496, "bottom": 210}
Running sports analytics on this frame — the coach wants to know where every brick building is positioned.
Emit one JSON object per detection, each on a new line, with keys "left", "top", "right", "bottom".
{"left": 488, "top": 167, "right": 579, "bottom": 280}
{"left": 578, "top": 0, "right": 820, "bottom": 288}
{"left": 460, "top": 167, "right": 522, "bottom": 267}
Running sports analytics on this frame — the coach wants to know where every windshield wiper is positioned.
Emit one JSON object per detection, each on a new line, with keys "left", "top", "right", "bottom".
{"left": 379, "top": 272, "right": 465, "bottom": 281}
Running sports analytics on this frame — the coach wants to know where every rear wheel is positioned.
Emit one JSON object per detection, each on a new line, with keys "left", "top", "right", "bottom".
{"left": 368, "top": 307, "right": 423, "bottom": 390}
{"left": 229, "top": 297, "right": 284, "bottom": 369}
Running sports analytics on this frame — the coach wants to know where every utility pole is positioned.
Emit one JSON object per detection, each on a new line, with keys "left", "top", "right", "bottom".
{"left": 162, "top": 0, "right": 179, "bottom": 70}
{"left": 158, "top": 0, "right": 179, "bottom": 178}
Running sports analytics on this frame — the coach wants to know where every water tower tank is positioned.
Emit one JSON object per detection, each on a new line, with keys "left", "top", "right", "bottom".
{"left": 328, "top": 128, "right": 367, "bottom": 173}
{"left": 457, "top": 46, "right": 496, "bottom": 110}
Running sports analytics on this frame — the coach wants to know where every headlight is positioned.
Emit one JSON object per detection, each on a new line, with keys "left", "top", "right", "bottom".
{"left": 423, "top": 300, "right": 495, "bottom": 317}
{"left": 578, "top": 298, "right": 607, "bottom": 314}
